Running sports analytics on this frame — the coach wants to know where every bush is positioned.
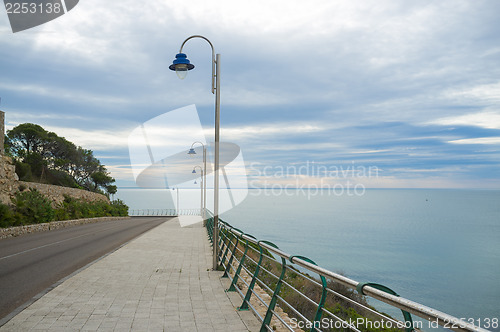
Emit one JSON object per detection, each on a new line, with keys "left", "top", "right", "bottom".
{"left": 53, "top": 195, "right": 129, "bottom": 221}
{"left": 14, "top": 189, "right": 55, "bottom": 223}
{"left": 0, "top": 203, "right": 20, "bottom": 228}
{"left": 1, "top": 192, "right": 130, "bottom": 228}
{"left": 110, "top": 199, "right": 128, "bottom": 216}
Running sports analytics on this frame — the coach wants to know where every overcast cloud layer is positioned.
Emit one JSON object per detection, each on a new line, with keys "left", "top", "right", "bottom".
{"left": 1, "top": 0, "right": 500, "bottom": 188}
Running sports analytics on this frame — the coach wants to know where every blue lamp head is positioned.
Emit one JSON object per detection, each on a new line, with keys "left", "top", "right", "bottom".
{"left": 192, "top": 169, "right": 196, "bottom": 174}
{"left": 187, "top": 148, "right": 196, "bottom": 156}
{"left": 169, "top": 53, "right": 195, "bottom": 79}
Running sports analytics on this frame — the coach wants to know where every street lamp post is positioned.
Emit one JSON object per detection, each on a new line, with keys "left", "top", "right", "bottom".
{"left": 171, "top": 187, "right": 180, "bottom": 216}
{"left": 192, "top": 166, "right": 204, "bottom": 219}
{"left": 170, "top": 35, "right": 221, "bottom": 270}
{"left": 188, "top": 141, "right": 207, "bottom": 222}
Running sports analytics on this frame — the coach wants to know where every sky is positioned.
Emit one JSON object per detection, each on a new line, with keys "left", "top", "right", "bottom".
{"left": 1, "top": 0, "right": 500, "bottom": 190}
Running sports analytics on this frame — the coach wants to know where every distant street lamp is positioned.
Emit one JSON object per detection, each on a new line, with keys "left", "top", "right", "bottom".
{"left": 192, "top": 166, "right": 204, "bottom": 220}
{"left": 170, "top": 35, "right": 221, "bottom": 270}
{"left": 188, "top": 141, "right": 207, "bottom": 223}
{"left": 171, "top": 187, "right": 180, "bottom": 216}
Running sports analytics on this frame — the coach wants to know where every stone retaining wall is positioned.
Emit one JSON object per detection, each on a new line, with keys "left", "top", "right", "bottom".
{"left": 0, "top": 216, "right": 130, "bottom": 239}
{"left": 0, "top": 110, "right": 4, "bottom": 155}
{"left": 1, "top": 155, "right": 109, "bottom": 206}
{"left": 0, "top": 155, "right": 19, "bottom": 204}
{"left": 18, "top": 181, "right": 109, "bottom": 206}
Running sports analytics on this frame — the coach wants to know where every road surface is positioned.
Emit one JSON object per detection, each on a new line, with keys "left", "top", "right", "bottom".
{"left": 0, "top": 217, "right": 169, "bottom": 322}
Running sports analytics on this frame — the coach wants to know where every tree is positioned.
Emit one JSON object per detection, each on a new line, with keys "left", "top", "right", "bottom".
{"left": 89, "top": 167, "right": 115, "bottom": 192}
{"left": 6, "top": 123, "right": 116, "bottom": 194}
{"left": 24, "top": 151, "right": 47, "bottom": 179}
{"left": 6, "top": 123, "right": 49, "bottom": 159}
{"left": 106, "top": 185, "right": 117, "bottom": 198}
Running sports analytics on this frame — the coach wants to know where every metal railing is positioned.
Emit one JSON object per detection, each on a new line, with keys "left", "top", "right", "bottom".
{"left": 129, "top": 208, "right": 201, "bottom": 216}
{"left": 204, "top": 214, "right": 491, "bottom": 332}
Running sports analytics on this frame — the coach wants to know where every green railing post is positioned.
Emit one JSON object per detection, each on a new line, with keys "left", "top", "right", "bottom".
{"left": 238, "top": 240, "right": 268, "bottom": 311}
{"left": 220, "top": 229, "right": 233, "bottom": 268}
{"left": 216, "top": 221, "right": 227, "bottom": 261}
{"left": 227, "top": 234, "right": 256, "bottom": 292}
{"left": 222, "top": 227, "right": 243, "bottom": 278}
{"left": 291, "top": 256, "right": 327, "bottom": 332}
{"left": 260, "top": 241, "right": 286, "bottom": 332}
{"left": 356, "top": 282, "right": 415, "bottom": 332}
{"left": 205, "top": 210, "right": 215, "bottom": 244}
{"left": 206, "top": 216, "right": 213, "bottom": 243}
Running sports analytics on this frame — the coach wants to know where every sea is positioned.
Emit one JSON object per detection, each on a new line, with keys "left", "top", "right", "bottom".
{"left": 116, "top": 188, "right": 500, "bottom": 330}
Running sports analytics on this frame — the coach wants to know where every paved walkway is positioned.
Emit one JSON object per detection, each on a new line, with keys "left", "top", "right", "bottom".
{"left": 0, "top": 217, "right": 260, "bottom": 331}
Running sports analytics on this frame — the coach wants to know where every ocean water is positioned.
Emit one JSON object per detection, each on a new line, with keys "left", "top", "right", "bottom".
{"left": 117, "top": 188, "right": 500, "bottom": 328}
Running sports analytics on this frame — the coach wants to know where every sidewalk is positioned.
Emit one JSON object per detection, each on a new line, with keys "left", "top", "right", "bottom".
{"left": 0, "top": 217, "right": 260, "bottom": 331}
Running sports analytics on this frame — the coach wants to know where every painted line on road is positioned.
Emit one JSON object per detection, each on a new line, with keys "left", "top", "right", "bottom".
{"left": 0, "top": 222, "right": 137, "bottom": 261}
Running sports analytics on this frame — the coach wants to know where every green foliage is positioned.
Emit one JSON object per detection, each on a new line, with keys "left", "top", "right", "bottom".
{"left": 44, "top": 169, "right": 79, "bottom": 188}
{"left": 6, "top": 123, "right": 115, "bottom": 193}
{"left": 1, "top": 193, "right": 129, "bottom": 228}
{"left": 14, "top": 189, "right": 55, "bottom": 223}
{"left": 14, "top": 160, "right": 33, "bottom": 181}
{"left": 0, "top": 203, "right": 20, "bottom": 228}
{"left": 6, "top": 123, "right": 48, "bottom": 158}
{"left": 106, "top": 185, "right": 118, "bottom": 197}
{"left": 54, "top": 196, "right": 129, "bottom": 220}
{"left": 24, "top": 152, "right": 47, "bottom": 179}
{"left": 110, "top": 199, "right": 129, "bottom": 216}
{"left": 4, "top": 134, "right": 10, "bottom": 156}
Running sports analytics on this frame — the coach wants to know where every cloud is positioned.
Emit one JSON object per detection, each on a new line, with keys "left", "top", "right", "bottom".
{"left": 443, "top": 83, "right": 500, "bottom": 106}
{"left": 428, "top": 111, "right": 500, "bottom": 130}
{"left": 2, "top": 0, "right": 500, "bottom": 189}
{"left": 0, "top": 81, "right": 129, "bottom": 107}
{"left": 37, "top": 125, "right": 131, "bottom": 150}
{"left": 448, "top": 137, "right": 500, "bottom": 145}
{"left": 220, "top": 122, "right": 326, "bottom": 140}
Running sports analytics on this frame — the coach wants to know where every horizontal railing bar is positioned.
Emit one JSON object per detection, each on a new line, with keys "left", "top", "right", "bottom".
{"left": 222, "top": 226, "right": 393, "bottom": 332}
{"left": 275, "top": 295, "right": 311, "bottom": 324}
{"left": 280, "top": 279, "right": 320, "bottom": 308}
{"left": 243, "top": 282, "right": 270, "bottom": 309}
{"left": 233, "top": 282, "right": 246, "bottom": 298}
{"left": 255, "top": 276, "right": 276, "bottom": 296}
{"left": 319, "top": 307, "right": 362, "bottom": 332}
{"left": 241, "top": 255, "right": 259, "bottom": 270}
{"left": 238, "top": 273, "right": 251, "bottom": 289}
{"left": 233, "top": 244, "right": 245, "bottom": 256}
{"left": 221, "top": 223, "right": 489, "bottom": 332}
{"left": 295, "top": 267, "right": 402, "bottom": 325}
{"left": 238, "top": 266, "right": 254, "bottom": 286}
{"left": 246, "top": 300, "right": 264, "bottom": 322}
{"left": 129, "top": 208, "right": 202, "bottom": 216}
{"left": 269, "top": 308, "right": 296, "bottom": 332}
{"left": 255, "top": 265, "right": 281, "bottom": 282}
{"left": 226, "top": 261, "right": 237, "bottom": 274}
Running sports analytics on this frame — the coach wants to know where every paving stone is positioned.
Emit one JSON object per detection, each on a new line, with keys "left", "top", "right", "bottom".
{"left": 0, "top": 218, "right": 259, "bottom": 331}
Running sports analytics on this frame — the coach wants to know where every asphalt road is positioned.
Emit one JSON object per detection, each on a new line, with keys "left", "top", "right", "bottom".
{"left": 0, "top": 217, "right": 169, "bottom": 322}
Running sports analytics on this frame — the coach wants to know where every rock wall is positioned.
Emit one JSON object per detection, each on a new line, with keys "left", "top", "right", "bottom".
{"left": 0, "top": 155, "right": 19, "bottom": 205}
{"left": 18, "top": 181, "right": 109, "bottom": 206}
{"left": 0, "top": 155, "right": 109, "bottom": 206}
{"left": 0, "top": 110, "right": 4, "bottom": 155}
